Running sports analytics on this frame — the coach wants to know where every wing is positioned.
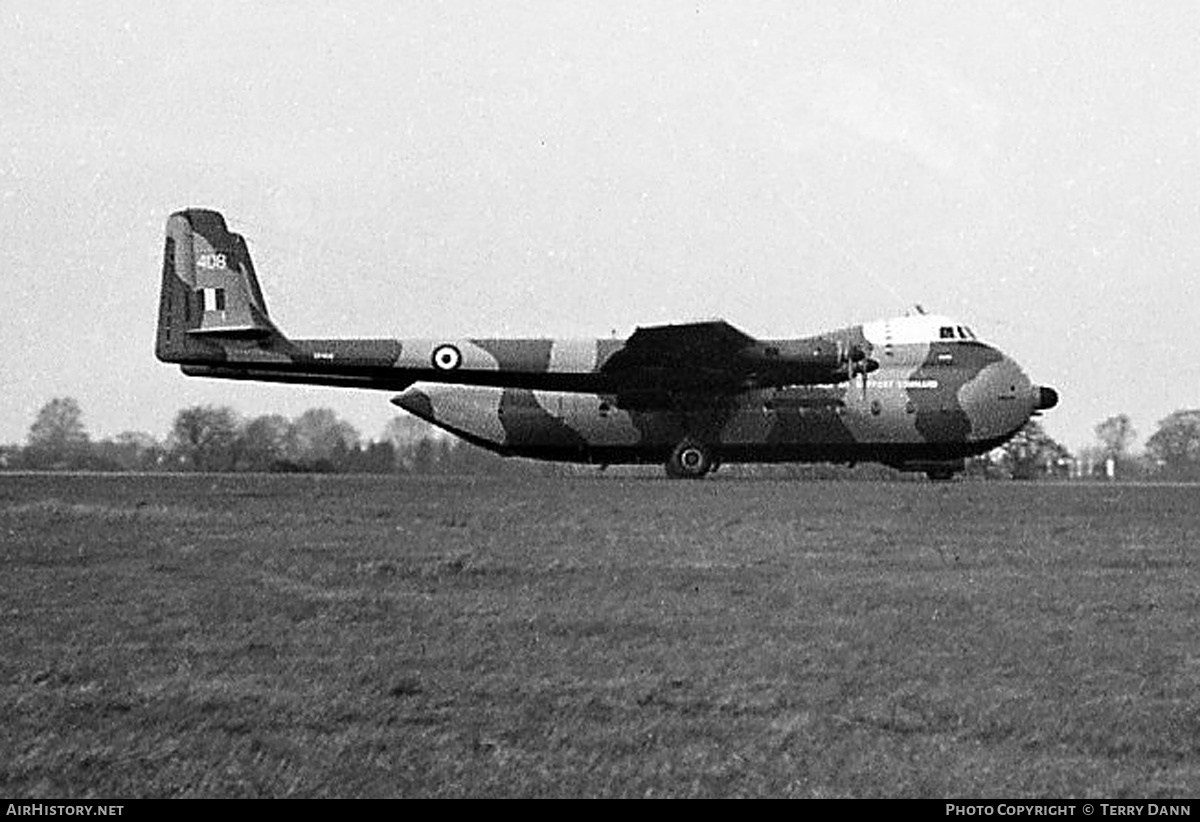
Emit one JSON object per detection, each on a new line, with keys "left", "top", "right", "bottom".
{"left": 602, "top": 320, "right": 755, "bottom": 377}
{"left": 599, "top": 320, "right": 863, "bottom": 407}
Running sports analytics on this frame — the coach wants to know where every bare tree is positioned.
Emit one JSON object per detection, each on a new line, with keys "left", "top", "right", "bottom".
{"left": 93, "top": 431, "right": 163, "bottom": 471}
{"left": 1096, "top": 411, "right": 1134, "bottom": 456}
{"left": 26, "top": 397, "right": 90, "bottom": 468}
{"left": 171, "top": 406, "right": 240, "bottom": 471}
{"left": 1092, "top": 413, "right": 1137, "bottom": 479}
{"left": 383, "top": 414, "right": 446, "bottom": 472}
{"left": 237, "top": 414, "right": 298, "bottom": 471}
{"left": 1145, "top": 410, "right": 1200, "bottom": 480}
{"left": 291, "top": 408, "right": 360, "bottom": 469}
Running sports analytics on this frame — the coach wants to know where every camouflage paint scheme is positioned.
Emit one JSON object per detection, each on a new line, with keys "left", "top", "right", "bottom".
{"left": 157, "top": 209, "right": 1058, "bottom": 479}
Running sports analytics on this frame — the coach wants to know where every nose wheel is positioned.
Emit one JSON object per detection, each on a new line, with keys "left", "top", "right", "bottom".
{"left": 665, "top": 439, "right": 715, "bottom": 479}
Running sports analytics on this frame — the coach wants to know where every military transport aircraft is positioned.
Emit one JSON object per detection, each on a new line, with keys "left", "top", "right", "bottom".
{"left": 156, "top": 209, "right": 1058, "bottom": 479}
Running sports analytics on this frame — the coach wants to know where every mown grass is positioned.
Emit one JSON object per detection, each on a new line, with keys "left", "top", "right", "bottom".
{"left": 2, "top": 474, "right": 1198, "bottom": 797}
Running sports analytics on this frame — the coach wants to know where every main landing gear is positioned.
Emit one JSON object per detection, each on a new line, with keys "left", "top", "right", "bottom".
{"left": 665, "top": 439, "right": 715, "bottom": 479}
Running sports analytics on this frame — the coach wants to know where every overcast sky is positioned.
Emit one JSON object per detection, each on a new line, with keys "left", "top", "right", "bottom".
{"left": 2, "top": 1, "right": 1198, "bottom": 451}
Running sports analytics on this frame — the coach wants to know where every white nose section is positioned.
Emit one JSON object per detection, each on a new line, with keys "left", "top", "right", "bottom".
{"left": 957, "top": 358, "right": 1035, "bottom": 441}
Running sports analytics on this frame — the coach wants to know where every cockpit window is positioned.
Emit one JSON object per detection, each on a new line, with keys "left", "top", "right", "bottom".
{"left": 939, "top": 326, "right": 955, "bottom": 339}
{"left": 956, "top": 326, "right": 968, "bottom": 339}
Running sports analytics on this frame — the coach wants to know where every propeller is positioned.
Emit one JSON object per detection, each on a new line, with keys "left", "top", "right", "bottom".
{"left": 841, "top": 342, "right": 871, "bottom": 399}
{"left": 840, "top": 340, "right": 878, "bottom": 400}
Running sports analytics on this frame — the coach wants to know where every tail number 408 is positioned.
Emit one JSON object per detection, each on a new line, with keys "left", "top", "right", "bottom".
{"left": 196, "top": 253, "right": 228, "bottom": 270}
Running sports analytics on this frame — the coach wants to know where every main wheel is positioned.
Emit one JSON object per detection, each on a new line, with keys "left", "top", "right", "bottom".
{"left": 665, "top": 440, "right": 714, "bottom": 479}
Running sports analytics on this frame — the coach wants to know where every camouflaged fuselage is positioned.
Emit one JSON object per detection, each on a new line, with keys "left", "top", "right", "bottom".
{"left": 157, "top": 208, "right": 1057, "bottom": 476}
{"left": 389, "top": 333, "right": 1039, "bottom": 468}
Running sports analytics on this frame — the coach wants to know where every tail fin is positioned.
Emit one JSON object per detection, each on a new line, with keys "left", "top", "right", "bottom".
{"left": 156, "top": 209, "right": 287, "bottom": 363}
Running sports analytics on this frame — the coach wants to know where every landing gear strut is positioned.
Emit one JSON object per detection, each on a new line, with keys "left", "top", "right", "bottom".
{"left": 665, "top": 440, "right": 714, "bottom": 479}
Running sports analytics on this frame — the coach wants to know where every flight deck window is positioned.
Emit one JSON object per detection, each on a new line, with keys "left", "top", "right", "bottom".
{"left": 939, "top": 327, "right": 955, "bottom": 339}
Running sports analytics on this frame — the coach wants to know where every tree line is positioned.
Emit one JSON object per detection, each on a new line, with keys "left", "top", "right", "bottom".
{"left": 1071, "top": 411, "right": 1200, "bottom": 482}
{"left": 1, "top": 398, "right": 524, "bottom": 476}
{"left": 960, "top": 412, "right": 1200, "bottom": 481}
{"left": 5, "top": 397, "right": 1200, "bottom": 480}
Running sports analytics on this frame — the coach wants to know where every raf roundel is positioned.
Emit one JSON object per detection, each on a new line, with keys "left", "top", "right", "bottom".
{"left": 431, "top": 344, "right": 463, "bottom": 371}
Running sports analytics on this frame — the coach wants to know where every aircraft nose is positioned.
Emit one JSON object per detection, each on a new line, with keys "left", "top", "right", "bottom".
{"left": 1034, "top": 385, "right": 1059, "bottom": 411}
{"left": 958, "top": 355, "right": 1038, "bottom": 441}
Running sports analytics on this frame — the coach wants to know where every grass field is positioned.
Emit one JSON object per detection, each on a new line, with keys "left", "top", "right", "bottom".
{"left": 2, "top": 473, "right": 1198, "bottom": 798}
